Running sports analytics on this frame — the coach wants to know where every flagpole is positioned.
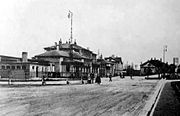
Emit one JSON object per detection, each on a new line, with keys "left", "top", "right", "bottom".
{"left": 71, "top": 11, "right": 73, "bottom": 43}
{"left": 68, "top": 10, "right": 73, "bottom": 43}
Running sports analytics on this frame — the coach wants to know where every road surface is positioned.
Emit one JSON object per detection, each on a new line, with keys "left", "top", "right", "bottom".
{"left": 0, "top": 76, "right": 159, "bottom": 116}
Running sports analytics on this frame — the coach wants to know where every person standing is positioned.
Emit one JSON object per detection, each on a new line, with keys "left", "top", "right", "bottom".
{"left": 109, "top": 73, "right": 112, "bottom": 82}
{"left": 119, "top": 72, "right": 122, "bottom": 78}
{"left": 96, "top": 74, "right": 101, "bottom": 84}
{"left": 87, "top": 73, "right": 91, "bottom": 84}
{"left": 42, "top": 75, "right": 46, "bottom": 85}
{"left": 90, "top": 73, "right": 94, "bottom": 84}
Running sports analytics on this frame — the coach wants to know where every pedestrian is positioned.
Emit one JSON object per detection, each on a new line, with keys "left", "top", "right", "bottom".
{"left": 81, "top": 75, "right": 84, "bottom": 84}
{"left": 109, "top": 73, "right": 112, "bottom": 82}
{"left": 87, "top": 73, "right": 91, "bottom": 84}
{"left": 119, "top": 72, "right": 122, "bottom": 78}
{"left": 95, "top": 74, "right": 101, "bottom": 84}
{"left": 66, "top": 79, "right": 69, "bottom": 85}
{"left": 90, "top": 73, "right": 94, "bottom": 84}
{"left": 130, "top": 68, "right": 133, "bottom": 79}
{"left": 130, "top": 74, "right": 133, "bottom": 79}
{"left": 42, "top": 75, "right": 46, "bottom": 85}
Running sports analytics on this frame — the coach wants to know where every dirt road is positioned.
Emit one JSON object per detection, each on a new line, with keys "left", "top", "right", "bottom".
{"left": 0, "top": 77, "right": 159, "bottom": 116}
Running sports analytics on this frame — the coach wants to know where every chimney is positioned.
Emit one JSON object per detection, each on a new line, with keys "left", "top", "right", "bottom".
{"left": 59, "top": 39, "right": 62, "bottom": 50}
{"left": 22, "top": 52, "right": 28, "bottom": 62}
{"left": 55, "top": 42, "right": 57, "bottom": 50}
{"left": 74, "top": 39, "right": 77, "bottom": 45}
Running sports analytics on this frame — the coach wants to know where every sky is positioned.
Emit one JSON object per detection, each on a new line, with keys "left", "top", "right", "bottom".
{"left": 0, "top": 0, "right": 180, "bottom": 66}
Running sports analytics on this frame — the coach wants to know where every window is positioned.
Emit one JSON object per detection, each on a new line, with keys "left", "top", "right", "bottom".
{"left": 2, "top": 65, "right": 5, "bottom": 69}
{"left": 17, "top": 66, "right": 21, "bottom": 69}
{"left": 6, "top": 66, "right": 10, "bottom": 69}
{"left": 66, "top": 65, "right": 70, "bottom": 72}
{"left": 32, "top": 66, "right": 34, "bottom": 70}
{"left": 12, "top": 66, "right": 15, "bottom": 70}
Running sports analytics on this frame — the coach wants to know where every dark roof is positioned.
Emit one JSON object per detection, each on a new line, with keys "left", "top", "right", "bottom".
{"left": 97, "top": 59, "right": 113, "bottom": 64}
{"left": 44, "top": 46, "right": 56, "bottom": 51}
{"left": 35, "top": 50, "right": 69, "bottom": 57}
{"left": 0, "top": 55, "right": 21, "bottom": 60}
{"left": 104, "top": 56, "right": 123, "bottom": 64}
{"left": 0, "top": 55, "right": 50, "bottom": 66}
{"left": 141, "top": 60, "right": 165, "bottom": 68}
{"left": 72, "top": 52, "right": 87, "bottom": 59}
{"left": 35, "top": 50, "right": 92, "bottom": 60}
{"left": 44, "top": 42, "right": 96, "bottom": 55}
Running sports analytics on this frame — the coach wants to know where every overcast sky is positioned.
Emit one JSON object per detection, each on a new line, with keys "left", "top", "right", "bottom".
{"left": 0, "top": 0, "right": 180, "bottom": 65}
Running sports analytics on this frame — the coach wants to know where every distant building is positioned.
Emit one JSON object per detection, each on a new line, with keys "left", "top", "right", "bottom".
{"left": 104, "top": 56, "right": 123, "bottom": 76}
{"left": 34, "top": 40, "right": 98, "bottom": 78}
{"left": 97, "top": 58, "right": 112, "bottom": 77}
{"left": 140, "top": 58, "right": 167, "bottom": 76}
{"left": 0, "top": 52, "right": 52, "bottom": 79}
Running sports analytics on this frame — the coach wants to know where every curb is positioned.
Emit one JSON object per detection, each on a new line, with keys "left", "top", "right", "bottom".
{"left": 139, "top": 79, "right": 166, "bottom": 116}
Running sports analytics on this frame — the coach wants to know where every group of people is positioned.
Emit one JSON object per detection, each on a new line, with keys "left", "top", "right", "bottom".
{"left": 87, "top": 73, "right": 101, "bottom": 84}
{"left": 41, "top": 72, "right": 127, "bottom": 85}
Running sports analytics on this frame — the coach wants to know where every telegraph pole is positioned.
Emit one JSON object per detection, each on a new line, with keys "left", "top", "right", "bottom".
{"left": 163, "top": 45, "right": 167, "bottom": 63}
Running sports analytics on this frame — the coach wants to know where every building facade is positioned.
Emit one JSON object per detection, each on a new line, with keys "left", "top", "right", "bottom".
{"left": 0, "top": 52, "right": 52, "bottom": 79}
{"left": 34, "top": 40, "right": 98, "bottom": 78}
{"left": 140, "top": 58, "right": 167, "bottom": 76}
{"left": 104, "top": 56, "right": 123, "bottom": 76}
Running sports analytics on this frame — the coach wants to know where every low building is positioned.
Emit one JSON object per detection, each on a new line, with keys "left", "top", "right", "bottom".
{"left": 140, "top": 58, "right": 167, "bottom": 76}
{"left": 0, "top": 52, "right": 53, "bottom": 79}
{"left": 34, "top": 40, "right": 98, "bottom": 78}
{"left": 105, "top": 56, "right": 123, "bottom": 76}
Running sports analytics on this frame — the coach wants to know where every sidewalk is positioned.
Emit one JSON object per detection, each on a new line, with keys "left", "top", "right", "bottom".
{"left": 152, "top": 81, "right": 180, "bottom": 116}
{"left": 139, "top": 78, "right": 166, "bottom": 116}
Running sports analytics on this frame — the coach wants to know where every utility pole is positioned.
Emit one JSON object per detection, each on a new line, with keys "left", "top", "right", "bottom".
{"left": 68, "top": 10, "right": 73, "bottom": 82}
{"left": 163, "top": 45, "right": 167, "bottom": 63}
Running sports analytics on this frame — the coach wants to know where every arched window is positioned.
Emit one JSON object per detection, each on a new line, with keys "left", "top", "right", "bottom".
{"left": 2, "top": 65, "right": 5, "bottom": 69}
{"left": 6, "top": 66, "right": 10, "bottom": 69}
{"left": 17, "top": 66, "right": 21, "bottom": 69}
{"left": 12, "top": 66, "right": 15, "bottom": 70}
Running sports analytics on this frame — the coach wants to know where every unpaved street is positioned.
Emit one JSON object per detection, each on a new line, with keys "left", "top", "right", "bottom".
{"left": 0, "top": 77, "right": 159, "bottom": 116}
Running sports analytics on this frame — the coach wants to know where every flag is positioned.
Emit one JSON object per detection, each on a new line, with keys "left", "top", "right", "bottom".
{"left": 68, "top": 10, "right": 72, "bottom": 19}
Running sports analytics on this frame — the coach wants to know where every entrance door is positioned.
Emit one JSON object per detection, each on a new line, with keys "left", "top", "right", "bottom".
{"left": 36, "top": 66, "right": 38, "bottom": 77}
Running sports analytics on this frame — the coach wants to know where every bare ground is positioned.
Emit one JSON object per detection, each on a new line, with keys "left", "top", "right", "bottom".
{"left": 0, "top": 77, "right": 159, "bottom": 116}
